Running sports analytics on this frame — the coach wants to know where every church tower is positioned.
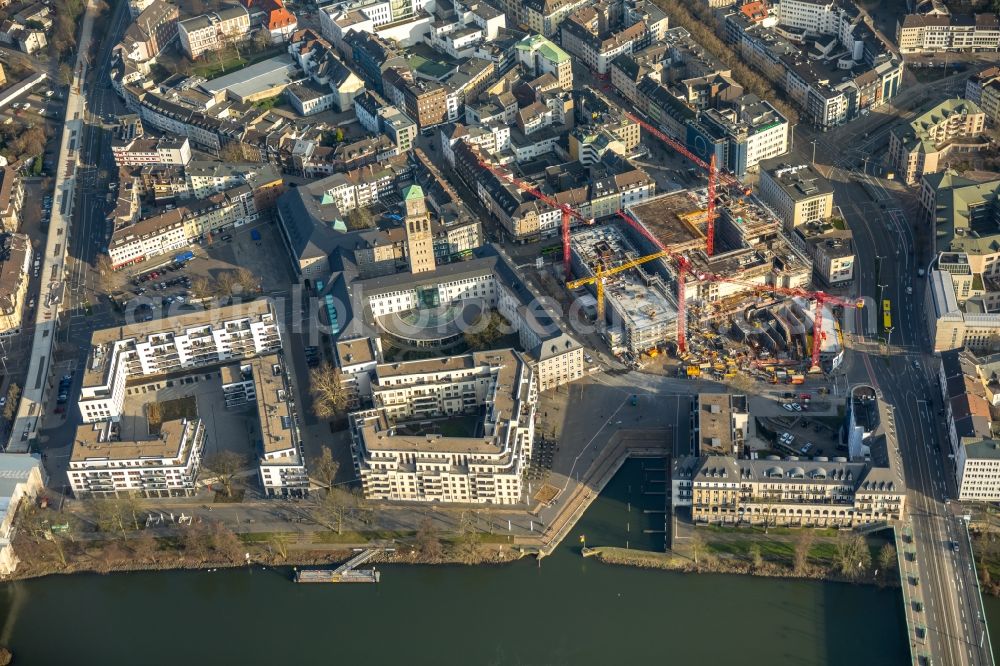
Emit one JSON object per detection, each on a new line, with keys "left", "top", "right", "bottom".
{"left": 402, "top": 184, "right": 435, "bottom": 274}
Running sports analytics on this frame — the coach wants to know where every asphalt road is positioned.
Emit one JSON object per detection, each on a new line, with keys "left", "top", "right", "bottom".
{"left": 794, "top": 96, "right": 994, "bottom": 664}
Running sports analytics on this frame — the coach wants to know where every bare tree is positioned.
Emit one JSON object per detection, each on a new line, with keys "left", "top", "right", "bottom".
{"left": 878, "top": 543, "right": 897, "bottom": 576}
{"left": 415, "top": 518, "right": 443, "bottom": 559}
{"left": 3, "top": 383, "right": 20, "bottom": 421}
{"left": 308, "top": 364, "right": 350, "bottom": 419}
{"left": 190, "top": 275, "right": 212, "bottom": 299}
{"left": 209, "top": 521, "right": 243, "bottom": 562}
{"left": 252, "top": 28, "right": 272, "bottom": 53}
{"left": 344, "top": 206, "right": 375, "bottom": 231}
{"left": 96, "top": 254, "right": 116, "bottom": 292}
{"left": 218, "top": 142, "right": 246, "bottom": 163}
{"left": 233, "top": 267, "right": 258, "bottom": 295}
{"left": 268, "top": 532, "right": 292, "bottom": 559}
{"left": 57, "top": 62, "right": 73, "bottom": 87}
{"left": 90, "top": 499, "right": 131, "bottom": 540}
{"left": 131, "top": 531, "right": 160, "bottom": 562}
{"left": 202, "top": 450, "right": 248, "bottom": 498}
{"left": 835, "top": 534, "right": 872, "bottom": 580}
{"left": 213, "top": 270, "right": 239, "bottom": 298}
{"left": 794, "top": 530, "right": 815, "bottom": 574}
{"left": 310, "top": 487, "right": 354, "bottom": 534}
{"left": 689, "top": 532, "right": 708, "bottom": 571}
{"left": 312, "top": 446, "right": 339, "bottom": 489}
{"left": 182, "top": 521, "right": 211, "bottom": 562}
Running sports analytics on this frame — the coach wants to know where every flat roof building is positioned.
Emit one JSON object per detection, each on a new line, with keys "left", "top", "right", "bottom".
{"left": 757, "top": 159, "right": 834, "bottom": 229}
{"left": 349, "top": 348, "right": 536, "bottom": 504}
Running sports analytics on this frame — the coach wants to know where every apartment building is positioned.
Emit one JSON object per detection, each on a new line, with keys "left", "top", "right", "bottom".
{"left": 382, "top": 67, "right": 449, "bottom": 128}
{"left": 888, "top": 99, "right": 988, "bottom": 185}
{"left": 0, "top": 233, "right": 30, "bottom": 336}
{"left": 223, "top": 354, "right": 308, "bottom": 496}
{"left": 559, "top": 3, "right": 667, "bottom": 75}
{"left": 896, "top": 13, "right": 1000, "bottom": 54}
{"left": 725, "top": 2, "right": 903, "bottom": 129}
{"left": 513, "top": 34, "right": 572, "bottom": 90}
{"left": 113, "top": 0, "right": 180, "bottom": 70}
{"left": 178, "top": 6, "right": 251, "bottom": 59}
{"left": 938, "top": 349, "right": 1000, "bottom": 501}
{"left": 108, "top": 185, "right": 258, "bottom": 269}
{"left": 69, "top": 417, "right": 207, "bottom": 498}
{"left": 334, "top": 336, "right": 383, "bottom": 409}
{"left": 497, "top": 0, "right": 588, "bottom": 37}
{"left": 0, "top": 167, "right": 24, "bottom": 232}
{"left": 757, "top": 160, "right": 834, "bottom": 229}
{"left": 78, "top": 301, "right": 282, "bottom": 422}
{"left": 349, "top": 349, "right": 537, "bottom": 504}
{"left": 185, "top": 161, "right": 282, "bottom": 200}
{"left": 966, "top": 66, "right": 1000, "bottom": 126}
{"left": 672, "top": 454, "right": 905, "bottom": 528}
{"left": 111, "top": 136, "right": 192, "bottom": 167}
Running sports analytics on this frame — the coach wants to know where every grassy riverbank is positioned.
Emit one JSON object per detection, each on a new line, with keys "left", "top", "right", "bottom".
{"left": 6, "top": 515, "right": 524, "bottom": 582}
{"left": 587, "top": 524, "right": 901, "bottom": 588}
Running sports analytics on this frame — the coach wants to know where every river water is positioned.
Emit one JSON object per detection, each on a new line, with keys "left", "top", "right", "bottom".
{"left": 0, "top": 461, "right": 915, "bottom": 665}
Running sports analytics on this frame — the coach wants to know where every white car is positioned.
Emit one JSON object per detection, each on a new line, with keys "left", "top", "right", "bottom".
{"left": 782, "top": 403, "right": 794, "bottom": 412}
{"left": 792, "top": 403, "right": 802, "bottom": 412}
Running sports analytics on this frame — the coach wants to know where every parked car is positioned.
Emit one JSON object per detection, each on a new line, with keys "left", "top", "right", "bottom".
{"left": 782, "top": 403, "right": 794, "bottom": 412}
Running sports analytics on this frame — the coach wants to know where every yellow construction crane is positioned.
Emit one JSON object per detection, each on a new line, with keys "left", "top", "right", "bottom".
{"left": 566, "top": 250, "right": 671, "bottom": 323}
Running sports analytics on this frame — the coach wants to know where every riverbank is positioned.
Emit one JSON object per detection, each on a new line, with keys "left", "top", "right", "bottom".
{"left": 4, "top": 519, "right": 526, "bottom": 582}
{"left": 587, "top": 546, "right": 899, "bottom": 588}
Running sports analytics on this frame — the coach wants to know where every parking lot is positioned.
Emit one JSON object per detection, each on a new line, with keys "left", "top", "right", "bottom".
{"left": 108, "top": 219, "right": 296, "bottom": 323}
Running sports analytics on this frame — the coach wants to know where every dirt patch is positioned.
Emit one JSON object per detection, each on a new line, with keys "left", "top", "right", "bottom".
{"left": 533, "top": 484, "right": 560, "bottom": 506}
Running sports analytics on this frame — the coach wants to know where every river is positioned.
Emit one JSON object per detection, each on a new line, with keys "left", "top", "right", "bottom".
{"left": 0, "top": 461, "right": 914, "bottom": 665}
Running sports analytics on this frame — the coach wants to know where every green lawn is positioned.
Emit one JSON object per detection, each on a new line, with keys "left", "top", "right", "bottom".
{"left": 311, "top": 530, "right": 415, "bottom": 544}
{"left": 194, "top": 46, "right": 285, "bottom": 80}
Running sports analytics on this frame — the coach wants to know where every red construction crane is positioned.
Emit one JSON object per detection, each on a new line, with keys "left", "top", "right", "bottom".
{"left": 707, "top": 154, "right": 717, "bottom": 257}
{"left": 623, "top": 111, "right": 752, "bottom": 257}
{"left": 478, "top": 159, "right": 593, "bottom": 277}
{"left": 480, "top": 158, "right": 697, "bottom": 353}
{"left": 615, "top": 209, "right": 693, "bottom": 354}
{"left": 693, "top": 269, "right": 863, "bottom": 372}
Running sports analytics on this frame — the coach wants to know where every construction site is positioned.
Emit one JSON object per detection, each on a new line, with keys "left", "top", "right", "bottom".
{"left": 481, "top": 112, "right": 861, "bottom": 379}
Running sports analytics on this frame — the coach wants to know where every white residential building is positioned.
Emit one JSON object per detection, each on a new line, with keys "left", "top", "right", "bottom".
{"left": 223, "top": 354, "right": 308, "bottom": 497}
{"left": 111, "top": 136, "right": 192, "bottom": 167}
{"left": 79, "top": 301, "right": 283, "bottom": 423}
{"left": 69, "top": 417, "right": 207, "bottom": 498}
{"left": 349, "top": 349, "right": 536, "bottom": 504}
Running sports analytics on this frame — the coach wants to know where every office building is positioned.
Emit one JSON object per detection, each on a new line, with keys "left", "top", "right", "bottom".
{"left": 757, "top": 160, "right": 834, "bottom": 229}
